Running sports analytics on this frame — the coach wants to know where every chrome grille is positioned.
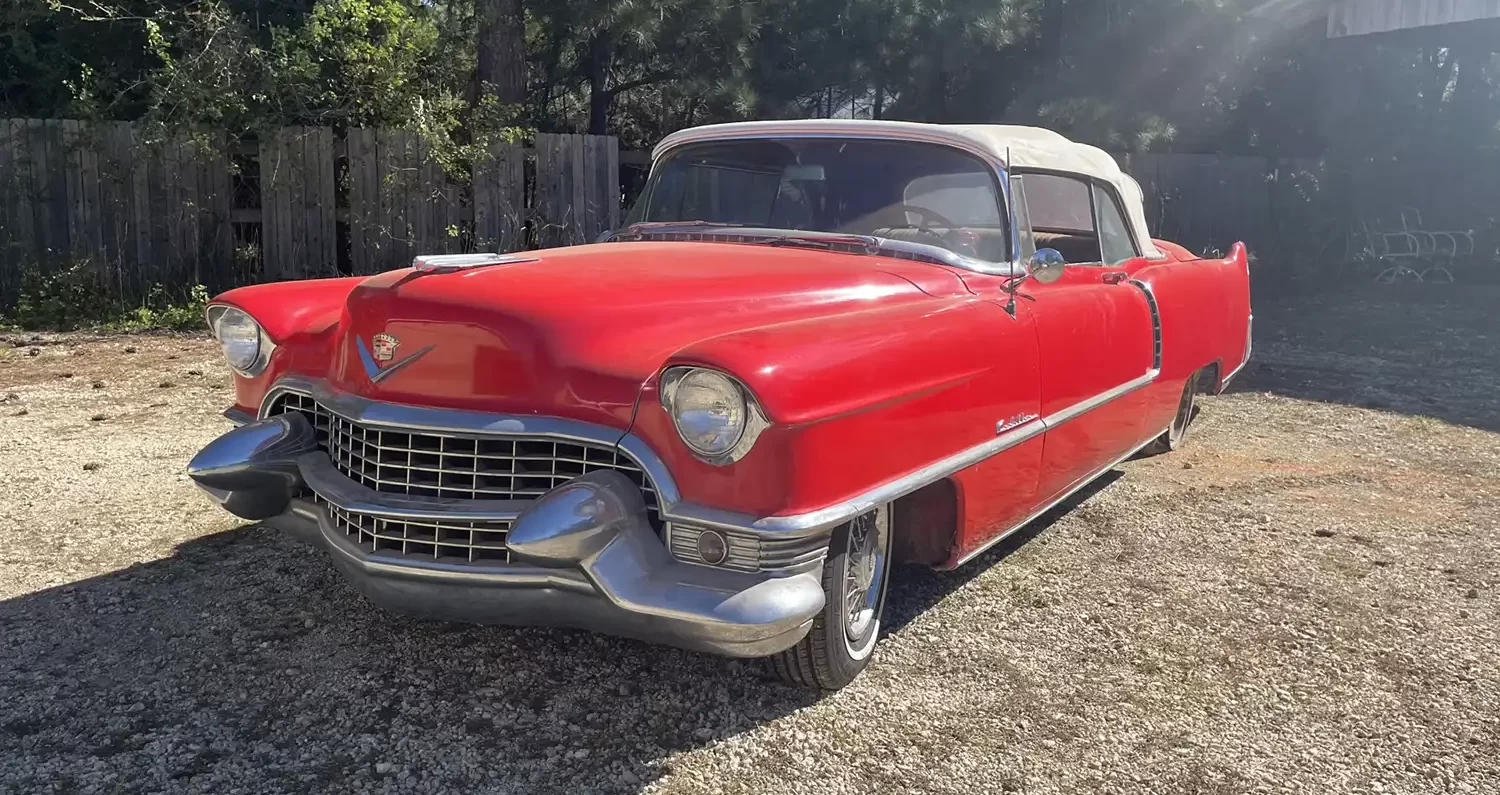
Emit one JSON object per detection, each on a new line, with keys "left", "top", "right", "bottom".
{"left": 264, "top": 391, "right": 663, "bottom": 561}
{"left": 326, "top": 503, "right": 511, "bottom": 563}
{"left": 325, "top": 413, "right": 656, "bottom": 508}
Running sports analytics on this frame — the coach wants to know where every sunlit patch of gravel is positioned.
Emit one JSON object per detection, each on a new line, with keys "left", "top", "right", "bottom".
{"left": 2, "top": 287, "right": 1498, "bottom": 794}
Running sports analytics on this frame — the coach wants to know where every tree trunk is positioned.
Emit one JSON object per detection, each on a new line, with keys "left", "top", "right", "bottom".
{"left": 586, "top": 33, "right": 615, "bottom": 136}
{"left": 477, "top": 0, "right": 526, "bottom": 106}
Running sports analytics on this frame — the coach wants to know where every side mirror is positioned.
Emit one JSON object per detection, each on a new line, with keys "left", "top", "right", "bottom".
{"left": 1027, "top": 248, "right": 1066, "bottom": 284}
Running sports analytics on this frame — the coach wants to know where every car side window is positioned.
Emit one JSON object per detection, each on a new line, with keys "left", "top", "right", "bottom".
{"left": 1018, "top": 173, "right": 1102, "bottom": 265}
{"left": 1093, "top": 184, "right": 1138, "bottom": 266}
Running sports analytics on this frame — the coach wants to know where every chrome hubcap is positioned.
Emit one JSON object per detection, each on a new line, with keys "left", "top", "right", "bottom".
{"left": 844, "top": 510, "right": 885, "bottom": 642}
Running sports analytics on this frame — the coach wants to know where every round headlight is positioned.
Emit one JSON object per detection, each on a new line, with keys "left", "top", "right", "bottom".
{"left": 663, "top": 368, "right": 747, "bottom": 457}
{"left": 212, "top": 306, "right": 262, "bottom": 372}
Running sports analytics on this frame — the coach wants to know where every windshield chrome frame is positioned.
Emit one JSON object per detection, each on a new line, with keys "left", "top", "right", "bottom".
{"left": 637, "top": 132, "right": 1028, "bottom": 279}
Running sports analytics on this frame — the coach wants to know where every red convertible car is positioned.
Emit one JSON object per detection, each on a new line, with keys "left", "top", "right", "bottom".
{"left": 189, "top": 120, "right": 1251, "bottom": 690}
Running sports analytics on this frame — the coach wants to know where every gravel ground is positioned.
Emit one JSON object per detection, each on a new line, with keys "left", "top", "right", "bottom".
{"left": 2, "top": 285, "right": 1498, "bottom": 795}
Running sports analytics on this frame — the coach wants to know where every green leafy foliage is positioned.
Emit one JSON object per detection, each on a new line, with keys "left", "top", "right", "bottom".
{"left": 5, "top": 0, "right": 1496, "bottom": 160}
{"left": 1, "top": 261, "right": 209, "bottom": 332}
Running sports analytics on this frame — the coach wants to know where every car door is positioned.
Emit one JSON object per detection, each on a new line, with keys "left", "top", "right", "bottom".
{"left": 1017, "top": 173, "right": 1158, "bottom": 503}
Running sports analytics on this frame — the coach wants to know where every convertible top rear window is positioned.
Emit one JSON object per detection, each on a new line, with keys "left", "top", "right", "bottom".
{"left": 628, "top": 138, "right": 1010, "bottom": 262}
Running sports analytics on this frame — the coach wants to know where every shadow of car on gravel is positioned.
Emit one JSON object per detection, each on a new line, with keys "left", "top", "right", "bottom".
{"left": 881, "top": 470, "right": 1123, "bottom": 637}
{"left": 0, "top": 468, "right": 1128, "bottom": 794}
{"left": 0, "top": 526, "right": 822, "bottom": 794}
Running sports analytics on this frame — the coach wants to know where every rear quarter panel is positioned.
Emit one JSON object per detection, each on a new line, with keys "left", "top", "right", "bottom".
{"left": 1132, "top": 242, "right": 1252, "bottom": 430}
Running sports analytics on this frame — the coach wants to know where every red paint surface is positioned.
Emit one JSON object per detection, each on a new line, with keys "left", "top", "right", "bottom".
{"left": 209, "top": 237, "right": 1250, "bottom": 565}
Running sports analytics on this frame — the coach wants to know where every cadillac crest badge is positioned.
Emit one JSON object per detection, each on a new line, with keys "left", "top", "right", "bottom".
{"left": 371, "top": 333, "right": 400, "bottom": 362}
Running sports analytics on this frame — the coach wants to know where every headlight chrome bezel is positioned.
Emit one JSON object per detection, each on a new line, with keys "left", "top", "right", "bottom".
{"left": 659, "top": 366, "right": 769, "bottom": 466}
{"left": 205, "top": 304, "right": 274, "bottom": 377}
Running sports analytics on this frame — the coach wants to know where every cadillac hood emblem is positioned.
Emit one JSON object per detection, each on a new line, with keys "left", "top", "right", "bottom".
{"left": 356, "top": 333, "right": 433, "bottom": 384}
{"left": 371, "top": 333, "right": 400, "bottom": 362}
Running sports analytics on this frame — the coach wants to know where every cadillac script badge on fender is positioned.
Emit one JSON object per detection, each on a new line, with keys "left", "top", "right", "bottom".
{"left": 371, "top": 333, "right": 399, "bottom": 362}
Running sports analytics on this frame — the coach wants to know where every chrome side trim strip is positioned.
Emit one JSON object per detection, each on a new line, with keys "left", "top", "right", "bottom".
{"left": 724, "top": 369, "right": 1158, "bottom": 535}
{"left": 952, "top": 423, "right": 1172, "bottom": 567}
{"left": 676, "top": 414, "right": 1051, "bottom": 537}
{"left": 1040, "top": 370, "right": 1159, "bottom": 430}
{"left": 259, "top": 369, "right": 1158, "bottom": 539}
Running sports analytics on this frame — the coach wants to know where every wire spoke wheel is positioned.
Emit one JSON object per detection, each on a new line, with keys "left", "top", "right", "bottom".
{"left": 843, "top": 512, "right": 881, "bottom": 642}
{"left": 771, "top": 503, "right": 892, "bottom": 690}
{"left": 841, "top": 507, "right": 889, "bottom": 654}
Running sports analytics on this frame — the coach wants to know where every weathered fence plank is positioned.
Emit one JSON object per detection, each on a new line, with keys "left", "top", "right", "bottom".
{"left": 0, "top": 122, "right": 17, "bottom": 299}
{"left": 473, "top": 141, "right": 526, "bottom": 254}
{"left": 258, "top": 126, "right": 338, "bottom": 281}
{"left": 533, "top": 133, "right": 618, "bottom": 248}
{"left": 347, "top": 127, "right": 376, "bottom": 275}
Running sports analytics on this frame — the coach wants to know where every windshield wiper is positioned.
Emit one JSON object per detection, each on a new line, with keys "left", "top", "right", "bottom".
{"left": 602, "top": 220, "right": 747, "bottom": 242}
{"left": 607, "top": 223, "right": 882, "bottom": 256}
{"left": 759, "top": 232, "right": 882, "bottom": 255}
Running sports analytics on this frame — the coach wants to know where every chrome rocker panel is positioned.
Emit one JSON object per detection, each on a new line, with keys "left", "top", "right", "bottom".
{"left": 188, "top": 414, "right": 825, "bottom": 658}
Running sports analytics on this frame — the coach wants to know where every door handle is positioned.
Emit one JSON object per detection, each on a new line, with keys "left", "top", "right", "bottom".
{"left": 1102, "top": 271, "right": 1128, "bottom": 284}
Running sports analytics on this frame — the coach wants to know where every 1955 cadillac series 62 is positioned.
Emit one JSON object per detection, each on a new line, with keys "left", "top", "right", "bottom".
{"left": 188, "top": 120, "right": 1251, "bottom": 690}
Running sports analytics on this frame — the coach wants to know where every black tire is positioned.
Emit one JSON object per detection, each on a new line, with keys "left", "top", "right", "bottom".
{"left": 770, "top": 505, "right": 892, "bottom": 690}
{"left": 1141, "top": 373, "right": 1199, "bottom": 457}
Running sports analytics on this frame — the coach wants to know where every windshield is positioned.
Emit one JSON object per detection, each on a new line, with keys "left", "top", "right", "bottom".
{"left": 626, "top": 138, "right": 1010, "bottom": 262}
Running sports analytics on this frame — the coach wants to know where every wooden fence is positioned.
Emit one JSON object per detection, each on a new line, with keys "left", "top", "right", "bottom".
{"left": 1117, "top": 152, "right": 1324, "bottom": 259}
{"left": 4, "top": 117, "right": 1490, "bottom": 308}
{"left": 0, "top": 120, "right": 620, "bottom": 305}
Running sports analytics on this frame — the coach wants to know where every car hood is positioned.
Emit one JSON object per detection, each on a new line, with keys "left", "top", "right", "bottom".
{"left": 328, "top": 241, "right": 960, "bottom": 428}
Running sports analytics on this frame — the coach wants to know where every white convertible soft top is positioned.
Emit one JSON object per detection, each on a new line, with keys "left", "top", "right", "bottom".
{"left": 655, "top": 119, "right": 1165, "bottom": 259}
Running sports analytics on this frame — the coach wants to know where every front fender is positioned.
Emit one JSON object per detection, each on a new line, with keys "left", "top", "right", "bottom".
{"left": 210, "top": 277, "right": 366, "bottom": 416}
{"left": 634, "top": 298, "right": 1041, "bottom": 519}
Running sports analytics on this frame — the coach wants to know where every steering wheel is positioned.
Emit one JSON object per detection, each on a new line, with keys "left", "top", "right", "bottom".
{"left": 883, "top": 204, "right": 962, "bottom": 247}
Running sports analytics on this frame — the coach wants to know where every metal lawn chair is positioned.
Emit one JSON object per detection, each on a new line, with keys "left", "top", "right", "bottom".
{"left": 1361, "top": 220, "right": 1424, "bottom": 284}
{"left": 1399, "top": 208, "right": 1468, "bottom": 283}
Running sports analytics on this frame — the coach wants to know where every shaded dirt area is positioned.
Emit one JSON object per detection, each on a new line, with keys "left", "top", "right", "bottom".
{"left": 1, "top": 286, "right": 1498, "bottom": 794}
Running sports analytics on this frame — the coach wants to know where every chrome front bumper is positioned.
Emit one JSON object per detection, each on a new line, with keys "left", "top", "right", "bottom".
{"left": 188, "top": 414, "right": 825, "bottom": 657}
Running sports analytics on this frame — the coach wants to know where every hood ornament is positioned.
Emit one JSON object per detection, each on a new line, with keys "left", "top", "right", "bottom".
{"left": 356, "top": 334, "right": 433, "bottom": 384}
{"left": 410, "top": 252, "right": 539, "bottom": 274}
